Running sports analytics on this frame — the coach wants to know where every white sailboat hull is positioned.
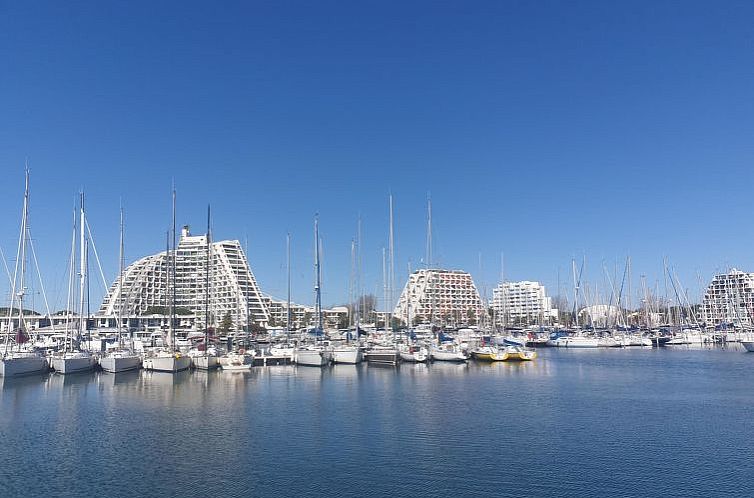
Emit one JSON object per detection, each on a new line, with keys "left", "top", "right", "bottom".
{"left": 143, "top": 355, "right": 191, "bottom": 372}
{"left": 400, "top": 351, "right": 428, "bottom": 363}
{"left": 430, "top": 350, "right": 468, "bottom": 362}
{"left": 547, "top": 337, "right": 600, "bottom": 348}
{"left": 222, "top": 363, "right": 251, "bottom": 371}
{"left": 365, "top": 349, "right": 399, "bottom": 366}
{"left": 192, "top": 355, "right": 220, "bottom": 370}
{"left": 741, "top": 341, "right": 754, "bottom": 352}
{"left": 331, "top": 347, "right": 362, "bottom": 364}
{"left": 295, "top": 349, "right": 329, "bottom": 366}
{"left": 52, "top": 355, "right": 97, "bottom": 374}
{"left": 0, "top": 355, "right": 49, "bottom": 377}
{"left": 99, "top": 355, "right": 141, "bottom": 373}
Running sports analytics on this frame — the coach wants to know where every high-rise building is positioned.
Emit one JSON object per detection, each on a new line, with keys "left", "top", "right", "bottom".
{"left": 98, "top": 226, "right": 269, "bottom": 329}
{"left": 491, "top": 280, "right": 558, "bottom": 326}
{"left": 393, "top": 269, "right": 483, "bottom": 327}
{"left": 701, "top": 269, "right": 754, "bottom": 327}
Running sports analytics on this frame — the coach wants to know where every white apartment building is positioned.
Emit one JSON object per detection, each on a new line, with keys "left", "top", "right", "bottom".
{"left": 491, "top": 280, "right": 558, "bottom": 326}
{"left": 701, "top": 268, "right": 754, "bottom": 327}
{"left": 393, "top": 269, "right": 484, "bottom": 327}
{"left": 98, "top": 226, "right": 269, "bottom": 329}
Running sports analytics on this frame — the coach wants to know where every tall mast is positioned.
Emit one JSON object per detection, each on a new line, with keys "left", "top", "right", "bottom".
{"left": 79, "top": 191, "right": 87, "bottom": 341}
{"left": 4, "top": 169, "right": 30, "bottom": 356}
{"left": 388, "top": 193, "right": 395, "bottom": 333}
{"left": 118, "top": 203, "right": 125, "bottom": 349}
{"left": 501, "top": 252, "right": 506, "bottom": 332}
{"left": 170, "top": 186, "right": 176, "bottom": 352}
{"left": 382, "top": 247, "right": 387, "bottom": 329}
{"left": 314, "top": 215, "right": 322, "bottom": 334}
{"left": 18, "top": 172, "right": 30, "bottom": 346}
{"left": 286, "top": 232, "right": 291, "bottom": 341}
{"left": 406, "top": 261, "right": 412, "bottom": 341}
{"left": 426, "top": 195, "right": 434, "bottom": 328}
{"left": 572, "top": 258, "right": 579, "bottom": 328}
{"left": 348, "top": 238, "right": 355, "bottom": 343}
{"left": 64, "top": 208, "right": 76, "bottom": 353}
{"left": 356, "top": 216, "right": 362, "bottom": 334}
{"left": 205, "top": 204, "right": 211, "bottom": 356}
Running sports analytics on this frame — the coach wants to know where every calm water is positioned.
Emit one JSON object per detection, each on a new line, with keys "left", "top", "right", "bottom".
{"left": 2, "top": 346, "right": 754, "bottom": 497}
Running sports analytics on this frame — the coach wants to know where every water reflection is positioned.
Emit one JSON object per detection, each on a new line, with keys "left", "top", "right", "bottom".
{"left": 3, "top": 349, "right": 754, "bottom": 498}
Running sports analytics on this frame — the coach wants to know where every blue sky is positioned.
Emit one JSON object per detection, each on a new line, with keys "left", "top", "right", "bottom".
{"left": 1, "top": 1, "right": 753, "bottom": 312}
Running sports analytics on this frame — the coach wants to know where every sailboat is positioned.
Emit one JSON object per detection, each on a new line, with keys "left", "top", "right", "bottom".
{"left": 332, "top": 236, "right": 362, "bottom": 364}
{"left": 51, "top": 193, "right": 97, "bottom": 374}
{"left": 294, "top": 216, "right": 331, "bottom": 367}
{"left": 100, "top": 206, "right": 141, "bottom": 373}
{"left": 192, "top": 206, "right": 219, "bottom": 370}
{"left": 0, "top": 170, "right": 48, "bottom": 377}
{"left": 366, "top": 197, "right": 401, "bottom": 366}
{"left": 398, "top": 261, "right": 428, "bottom": 363}
{"left": 268, "top": 233, "right": 296, "bottom": 360}
{"left": 143, "top": 188, "right": 191, "bottom": 373}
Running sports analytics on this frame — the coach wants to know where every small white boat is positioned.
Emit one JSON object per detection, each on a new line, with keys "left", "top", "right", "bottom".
{"left": 547, "top": 336, "right": 600, "bottom": 348}
{"left": 742, "top": 340, "right": 754, "bottom": 352}
{"left": 269, "top": 344, "right": 296, "bottom": 359}
{"left": 399, "top": 345, "right": 429, "bottom": 363}
{"left": 0, "top": 351, "right": 49, "bottom": 377}
{"left": 666, "top": 330, "right": 713, "bottom": 345}
{"left": 597, "top": 337, "right": 620, "bottom": 347}
{"left": 143, "top": 350, "right": 191, "bottom": 372}
{"left": 99, "top": 350, "right": 141, "bottom": 373}
{"left": 192, "top": 355, "right": 220, "bottom": 370}
{"left": 331, "top": 345, "right": 362, "bottom": 364}
{"left": 430, "top": 343, "right": 468, "bottom": 362}
{"left": 51, "top": 350, "right": 97, "bottom": 374}
{"left": 294, "top": 346, "right": 330, "bottom": 366}
{"left": 221, "top": 352, "right": 251, "bottom": 371}
{"left": 365, "top": 346, "right": 400, "bottom": 366}
{"left": 614, "top": 335, "right": 653, "bottom": 347}
{"left": 189, "top": 346, "right": 220, "bottom": 370}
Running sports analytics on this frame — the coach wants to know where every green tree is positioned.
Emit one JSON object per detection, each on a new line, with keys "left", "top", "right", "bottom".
{"left": 466, "top": 308, "right": 477, "bottom": 326}
{"left": 219, "top": 312, "right": 233, "bottom": 332}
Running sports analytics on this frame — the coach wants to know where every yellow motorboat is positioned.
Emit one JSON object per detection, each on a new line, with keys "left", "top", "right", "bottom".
{"left": 503, "top": 345, "right": 537, "bottom": 361}
{"left": 473, "top": 346, "right": 508, "bottom": 362}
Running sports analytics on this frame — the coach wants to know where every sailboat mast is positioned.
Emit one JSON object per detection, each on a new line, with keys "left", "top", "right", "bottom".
{"left": 382, "top": 248, "right": 387, "bottom": 329}
{"left": 426, "top": 195, "right": 434, "bottom": 328}
{"left": 406, "top": 261, "right": 412, "bottom": 342}
{"left": 572, "top": 258, "right": 579, "bottom": 328}
{"left": 388, "top": 193, "right": 395, "bottom": 334}
{"left": 78, "top": 192, "right": 87, "bottom": 341}
{"left": 286, "top": 232, "right": 291, "bottom": 341}
{"left": 64, "top": 208, "right": 76, "bottom": 353}
{"left": 17, "top": 171, "right": 30, "bottom": 350}
{"left": 4, "top": 171, "right": 27, "bottom": 356}
{"left": 118, "top": 204, "right": 125, "bottom": 349}
{"left": 356, "top": 216, "right": 362, "bottom": 332}
{"left": 349, "top": 239, "right": 355, "bottom": 329}
{"left": 205, "top": 204, "right": 211, "bottom": 356}
{"left": 170, "top": 188, "right": 177, "bottom": 352}
{"left": 314, "top": 216, "right": 322, "bottom": 333}
{"left": 501, "top": 252, "right": 506, "bottom": 332}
